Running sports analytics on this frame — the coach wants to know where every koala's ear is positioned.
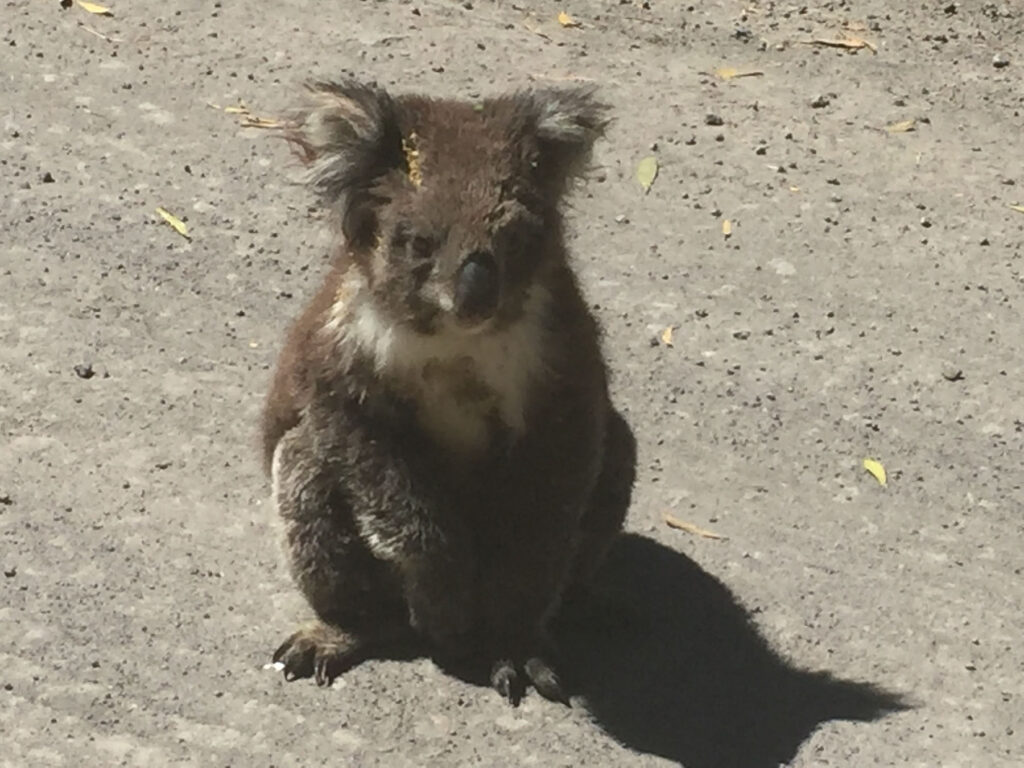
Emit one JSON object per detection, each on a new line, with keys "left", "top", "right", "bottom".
{"left": 524, "top": 86, "right": 610, "bottom": 190}
{"left": 284, "top": 80, "right": 406, "bottom": 247}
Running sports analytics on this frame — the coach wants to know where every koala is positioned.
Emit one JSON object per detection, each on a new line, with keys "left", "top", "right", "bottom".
{"left": 262, "top": 80, "right": 636, "bottom": 705}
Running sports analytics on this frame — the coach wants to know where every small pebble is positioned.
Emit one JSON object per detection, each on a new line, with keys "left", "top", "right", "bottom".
{"left": 992, "top": 53, "right": 1010, "bottom": 68}
{"left": 705, "top": 113, "right": 724, "bottom": 126}
{"left": 73, "top": 363, "right": 95, "bottom": 379}
{"left": 809, "top": 94, "right": 830, "bottom": 108}
{"left": 941, "top": 364, "right": 964, "bottom": 382}
{"left": 3, "top": 566, "right": 15, "bottom": 578}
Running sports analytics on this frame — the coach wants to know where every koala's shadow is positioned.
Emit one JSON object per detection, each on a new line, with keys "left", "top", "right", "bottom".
{"left": 550, "top": 534, "right": 908, "bottom": 768}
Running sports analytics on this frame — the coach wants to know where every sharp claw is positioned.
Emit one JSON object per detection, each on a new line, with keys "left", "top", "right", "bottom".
{"left": 272, "top": 639, "right": 291, "bottom": 663}
{"left": 524, "top": 657, "right": 568, "bottom": 705}
{"left": 491, "top": 660, "right": 522, "bottom": 706}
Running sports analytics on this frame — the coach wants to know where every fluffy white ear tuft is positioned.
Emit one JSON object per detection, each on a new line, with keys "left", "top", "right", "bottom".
{"left": 532, "top": 86, "right": 609, "bottom": 146}
{"left": 522, "top": 86, "right": 610, "bottom": 187}
{"left": 283, "top": 80, "right": 406, "bottom": 247}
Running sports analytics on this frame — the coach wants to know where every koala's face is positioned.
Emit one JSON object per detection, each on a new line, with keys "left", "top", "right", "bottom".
{"left": 372, "top": 190, "right": 544, "bottom": 333}
{"left": 369, "top": 103, "right": 553, "bottom": 334}
{"left": 286, "top": 83, "right": 607, "bottom": 335}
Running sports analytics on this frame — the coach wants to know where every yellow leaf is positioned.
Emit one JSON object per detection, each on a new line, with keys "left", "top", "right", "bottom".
{"left": 715, "top": 67, "right": 764, "bottom": 80}
{"left": 863, "top": 458, "right": 887, "bottom": 486}
{"left": 809, "top": 37, "right": 876, "bottom": 53}
{"left": 789, "top": 186, "right": 801, "bottom": 192}
{"left": 1010, "top": 205, "right": 1024, "bottom": 214}
{"left": 663, "top": 512, "right": 726, "bottom": 540}
{"left": 557, "top": 11, "right": 580, "bottom": 27}
{"left": 722, "top": 219, "right": 732, "bottom": 237}
{"left": 155, "top": 207, "right": 190, "bottom": 240}
{"left": 240, "top": 116, "right": 282, "bottom": 129}
{"left": 660, "top": 326, "right": 674, "bottom": 347}
{"left": 885, "top": 119, "right": 916, "bottom": 133}
{"left": 636, "top": 156, "right": 658, "bottom": 193}
{"left": 77, "top": 1, "right": 112, "bottom": 14}
{"left": 223, "top": 106, "right": 249, "bottom": 114}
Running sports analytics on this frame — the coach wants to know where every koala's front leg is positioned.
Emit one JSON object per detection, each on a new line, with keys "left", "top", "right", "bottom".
{"left": 477, "top": 397, "right": 606, "bottom": 704}
{"left": 272, "top": 420, "right": 410, "bottom": 685}
{"left": 320, "top": 398, "right": 478, "bottom": 656}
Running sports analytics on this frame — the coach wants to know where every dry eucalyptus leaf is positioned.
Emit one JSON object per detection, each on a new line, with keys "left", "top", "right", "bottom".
{"left": 809, "top": 37, "right": 877, "bottom": 53}
{"left": 862, "top": 458, "right": 887, "bottom": 486}
{"left": 557, "top": 11, "right": 580, "bottom": 27}
{"left": 660, "top": 326, "right": 674, "bottom": 347}
{"left": 722, "top": 219, "right": 732, "bottom": 237}
{"left": 1010, "top": 205, "right": 1024, "bottom": 214}
{"left": 240, "top": 116, "right": 282, "bottom": 129}
{"left": 715, "top": 67, "right": 764, "bottom": 80}
{"left": 636, "top": 156, "right": 658, "bottom": 193}
{"left": 77, "top": 1, "right": 112, "bottom": 14}
{"left": 663, "top": 512, "right": 726, "bottom": 540}
{"left": 885, "top": 119, "right": 916, "bottom": 133}
{"left": 155, "top": 207, "right": 190, "bottom": 240}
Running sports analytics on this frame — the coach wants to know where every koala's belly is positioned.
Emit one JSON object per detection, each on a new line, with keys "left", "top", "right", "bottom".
{"left": 413, "top": 357, "right": 504, "bottom": 456}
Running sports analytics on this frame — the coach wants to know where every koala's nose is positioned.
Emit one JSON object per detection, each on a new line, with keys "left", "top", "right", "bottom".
{"left": 454, "top": 250, "right": 500, "bottom": 322}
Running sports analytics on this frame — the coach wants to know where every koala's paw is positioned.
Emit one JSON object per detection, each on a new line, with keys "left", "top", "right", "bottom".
{"left": 272, "top": 622, "right": 365, "bottom": 687}
{"left": 490, "top": 655, "right": 568, "bottom": 707}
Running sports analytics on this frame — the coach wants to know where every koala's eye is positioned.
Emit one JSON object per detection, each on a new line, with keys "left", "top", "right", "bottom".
{"left": 410, "top": 236, "right": 434, "bottom": 261}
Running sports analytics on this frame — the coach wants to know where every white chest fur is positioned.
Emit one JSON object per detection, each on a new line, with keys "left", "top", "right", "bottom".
{"left": 331, "top": 284, "right": 550, "bottom": 455}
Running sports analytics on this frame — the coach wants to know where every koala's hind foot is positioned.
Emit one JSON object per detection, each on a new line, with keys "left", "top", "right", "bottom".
{"left": 273, "top": 621, "right": 412, "bottom": 687}
{"left": 490, "top": 655, "right": 568, "bottom": 707}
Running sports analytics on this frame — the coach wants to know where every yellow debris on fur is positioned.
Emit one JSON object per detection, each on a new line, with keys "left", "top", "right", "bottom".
{"left": 403, "top": 132, "right": 423, "bottom": 188}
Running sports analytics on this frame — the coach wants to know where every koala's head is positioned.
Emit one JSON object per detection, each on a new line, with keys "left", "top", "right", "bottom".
{"left": 284, "top": 80, "right": 608, "bottom": 334}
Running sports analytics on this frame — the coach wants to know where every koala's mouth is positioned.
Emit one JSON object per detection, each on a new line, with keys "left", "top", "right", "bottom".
{"left": 452, "top": 251, "right": 500, "bottom": 328}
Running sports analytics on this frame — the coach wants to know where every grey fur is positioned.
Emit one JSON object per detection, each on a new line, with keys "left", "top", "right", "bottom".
{"left": 263, "top": 80, "right": 636, "bottom": 704}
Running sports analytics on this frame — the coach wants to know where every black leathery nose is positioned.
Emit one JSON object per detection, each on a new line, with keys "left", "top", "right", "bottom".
{"left": 454, "top": 251, "right": 500, "bottom": 320}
